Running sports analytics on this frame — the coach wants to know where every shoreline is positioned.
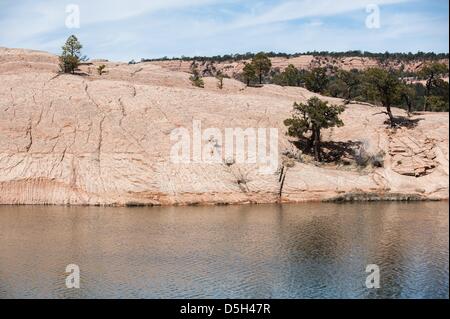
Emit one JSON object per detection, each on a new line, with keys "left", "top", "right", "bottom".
{"left": 0, "top": 192, "right": 446, "bottom": 208}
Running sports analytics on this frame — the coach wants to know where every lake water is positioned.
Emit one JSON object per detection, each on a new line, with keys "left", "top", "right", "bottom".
{"left": 0, "top": 202, "right": 448, "bottom": 299}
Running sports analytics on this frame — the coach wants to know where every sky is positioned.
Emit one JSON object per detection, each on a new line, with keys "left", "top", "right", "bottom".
{"left": 0, "top": 0, "right": 448, "bottom": 61}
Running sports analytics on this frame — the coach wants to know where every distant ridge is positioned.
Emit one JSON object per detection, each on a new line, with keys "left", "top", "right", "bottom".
{"left": 143, "top": 51, "right": 449, "bottom": 63}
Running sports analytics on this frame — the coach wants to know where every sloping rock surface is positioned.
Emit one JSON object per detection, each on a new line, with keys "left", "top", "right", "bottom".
{"left": 0, "top": 48, "right": 448, "bottom": 205}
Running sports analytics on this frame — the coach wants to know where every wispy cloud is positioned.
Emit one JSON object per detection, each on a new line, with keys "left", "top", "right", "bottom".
{"left": 0, "top": 0, "right": 447, "bottom": 60}
{"left": 231, "top": 0, "right": 410, "bottom": 29}
{"left": 0, "top": 0, "right": 227, "bottom": 49}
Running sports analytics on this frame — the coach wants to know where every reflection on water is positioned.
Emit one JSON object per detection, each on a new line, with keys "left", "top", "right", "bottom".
{"left": 0, "top": 202, "right": 448, "bottom": 299}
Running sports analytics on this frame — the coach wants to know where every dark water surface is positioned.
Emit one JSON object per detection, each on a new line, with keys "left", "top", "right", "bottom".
{"left": 0, "top": 202, "right": 448, "bottom": 299}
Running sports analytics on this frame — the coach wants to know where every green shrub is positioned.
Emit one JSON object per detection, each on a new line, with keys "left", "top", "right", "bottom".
{"left": 97, "top": 64, "right": 106, "bottom": 75}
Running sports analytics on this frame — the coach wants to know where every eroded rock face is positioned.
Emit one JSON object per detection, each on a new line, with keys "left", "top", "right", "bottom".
{"left": 390, "top": 131, "right": 437, "bottom": 177}
{"left": 0, "top": 48, "right": 448, "bottom": 205}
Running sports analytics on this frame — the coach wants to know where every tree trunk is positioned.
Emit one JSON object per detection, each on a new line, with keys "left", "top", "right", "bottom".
{"left": 406, "top": 97, "right": 412, "bottom": 116}
{"left": 402, "top": 93, "right": 413, "bottom": 117}
{"left": 306, "top": 136, "right": 314, "bottom": 152}
{"left": 259, "top": 71, "right": 263, "bottom": 85}
{"left": 313, "top": 127, "right": 321, "bottom": 162}
{"left": 424, "top": 76, "right": 433, "bottom": 111}
{"left": 423, "top": 96, "right": 428, "bottom": 112}
{"left": 346, "top": 86, "right": 352, "bottom": 100}
{"left": 386, "top": 105, "right": 395, "bottom": 127}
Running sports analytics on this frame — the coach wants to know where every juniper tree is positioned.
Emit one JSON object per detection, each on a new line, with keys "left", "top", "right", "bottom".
{"left": 419, "top": 63, "right": 448, "bottom": 111}
{"left": 363, "top": 68, "right": 402, "bottom": 126}
{"left": 284, "top": 97, "right": 345, "bottom": 162}
{"left": 304, "top": 67, "right": 329, "bottom": 93}
{"left": 399, "top": 83, "right": 416, "bottom": 116}
{"left": 336, "top": 69, "right": 361, "bottom": 101}
{"left": 274, "top": 64, "right": 302, "bottom": 87}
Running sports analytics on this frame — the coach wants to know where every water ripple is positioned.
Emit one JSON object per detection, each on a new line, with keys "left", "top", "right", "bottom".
{"left": 0, "top": 202, "right": 448, "bottom": 299}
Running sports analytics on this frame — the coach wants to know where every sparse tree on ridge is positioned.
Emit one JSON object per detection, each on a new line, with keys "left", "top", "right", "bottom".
{"left": 216, "top": 71, "right": 224, "bottom": 89}
{"left": 60, "top": 35, "right": 83, "bottom": 74}
{"left": 242, "top": 62, "right": 257, "bottom": 86}
{"left": 284, "top": 97, "right": 345, "bottom": 162}
{"left": 251, "top": 52, "right": 272, "bottom": 85}
{"left": 189, "top": 63, "right": 205, "bottom": 88}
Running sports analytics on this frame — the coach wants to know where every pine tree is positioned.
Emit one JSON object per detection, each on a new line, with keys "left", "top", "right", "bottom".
{"left": 60, "top": 35, "right": 83, "bottom": 74}
{"left": 216, "top": 71, "right": 224, "bottom": 89}
{"left": 242, "top": 63, "right": 257, "bottom": 86}
{"left": 251, "top": 52, "right": 272, "bottom": 84}
{"left": 189, "top": 63, "right": 205, "bottom": 88}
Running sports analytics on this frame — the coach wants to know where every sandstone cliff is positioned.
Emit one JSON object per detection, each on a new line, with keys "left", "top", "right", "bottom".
{"left": 0, "top": 47, "right": 448, "bottom": 205}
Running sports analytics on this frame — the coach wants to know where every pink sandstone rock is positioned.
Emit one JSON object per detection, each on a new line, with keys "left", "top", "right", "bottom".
{"left": 0, "top": 47, "right": 448, "bottom": 205}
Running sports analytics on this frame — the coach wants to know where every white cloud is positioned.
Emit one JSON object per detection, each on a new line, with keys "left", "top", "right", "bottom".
{"left": 0, "top": 0, "right": 447, "bottom": 60}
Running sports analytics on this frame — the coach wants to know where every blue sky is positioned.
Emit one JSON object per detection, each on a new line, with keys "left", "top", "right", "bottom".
{"left": 0, "top": 0, "right": 448, "bottom": 61}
